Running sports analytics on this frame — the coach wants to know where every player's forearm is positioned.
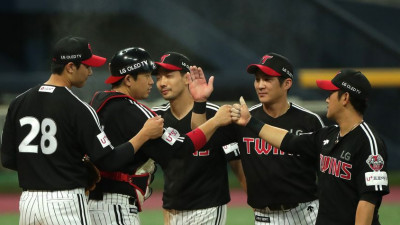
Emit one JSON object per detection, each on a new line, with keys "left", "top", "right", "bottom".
{"left": 355, "top": 200, "right": 375, "bottom": 225}
{"left": 96, "top": 142, "right": 135, "bottom": 171}
{"left": 186, "top": 117, "right": 220, "bottom": 152}
{"left": 197, "top": 117, "right": 220, "bottom": 142}
{"left": 246, "top": 117, "right": 288, "bottom": 149}
{"left": 129, "top": 131, "right": 151, "bottom": 153}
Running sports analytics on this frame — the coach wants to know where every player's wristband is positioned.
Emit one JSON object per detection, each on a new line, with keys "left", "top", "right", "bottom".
{"left": 192, "top": 101, "right": 206, "bottom": 114}
{"left": 186, "top": 128, "right": 207, "bottom": 152}
{"left": 246, "top": 117, "right": 264, "bottom": 135}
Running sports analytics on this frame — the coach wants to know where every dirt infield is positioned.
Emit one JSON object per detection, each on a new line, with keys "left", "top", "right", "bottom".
{"left": 1, "top": 187, "right": 400, "bottom": 213}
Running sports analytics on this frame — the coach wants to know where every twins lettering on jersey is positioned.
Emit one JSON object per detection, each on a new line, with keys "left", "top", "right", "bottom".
{"left": 243, "top": 137, "right": 296, "bottom": 156}
{"left": 320, "top": 154, "right": 352, "bottom": 180}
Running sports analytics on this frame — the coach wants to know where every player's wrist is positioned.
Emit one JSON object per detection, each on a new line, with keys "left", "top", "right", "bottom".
{"left": 192, "top": 101, "right": 206, "bottom": 114}
{"left": 245, "top": 116, "right": 264, "bottom": 135}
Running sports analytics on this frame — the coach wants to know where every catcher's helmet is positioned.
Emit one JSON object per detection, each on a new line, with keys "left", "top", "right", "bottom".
{"left": 105, "top": 47, "right": 156, "bottom": 84}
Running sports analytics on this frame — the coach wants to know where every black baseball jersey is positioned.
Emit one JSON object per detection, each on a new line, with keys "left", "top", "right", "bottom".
{"left": 89, "top": 91, "right": 206, "bottom": 198}
{"left": 152, "top": 102, "right": 239, "bottom": 210}
{"left": 1, "top": 85, "right": 135, "bottom": 190}
{"left": 235, "top": 103, "right": 324, "bottom": 208}
{"left": 281, "top": 122, "right": 389, "bottom": 225}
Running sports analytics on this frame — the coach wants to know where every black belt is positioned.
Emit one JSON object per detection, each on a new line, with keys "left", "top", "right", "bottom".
{"left": 89, "top": 192, "right": 137, "bottom": 205}
{"left": 128, "top": 197, "right": 136, "bottom": 205}
{"left": 266, "top": 203, "right": 299, "bottom": 211}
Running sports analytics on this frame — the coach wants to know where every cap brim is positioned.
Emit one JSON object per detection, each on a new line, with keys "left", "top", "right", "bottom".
{"left": 246, "top": 64, "right": 281, "bottom": 76}
{"left": 155, "top": 62, "right": 182, "bottom": 71}
{"left": 316, "top": 80, "right": 340, "bottom": 91}
{"left": 105, "top": 75, "right": 125, "bottom": 84}
{"left": 82, "top": 54, "right": 106, "bottom": 67}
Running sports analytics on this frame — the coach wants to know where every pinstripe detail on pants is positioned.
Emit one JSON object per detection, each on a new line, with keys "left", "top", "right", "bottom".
{"left": 19, "top": 188, "right": 91, "bottom": 225}
{"left": 165, "top": 204, "right": 227, "bottom": 225}
{"left": 253, "top": 200, "right": 319, "bottom": 225}
{"left": 88, "top": 193, "right": 140, "bottom": 225}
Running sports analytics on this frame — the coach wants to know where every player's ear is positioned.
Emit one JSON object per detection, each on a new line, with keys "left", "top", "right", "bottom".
{"left": 284, "top": 78, "right": 292, "bottom": 90}
{"left": 65, "top": 62, "right": 75, "bottom": 74}
{"left": 124, "top": 75, "right": 132, "bottom": 86}
{"left": 342, "top": 92, "right": 351, "bottom": 105}
{"left": 184, "top": 72, "right": 190, "bottom": 85}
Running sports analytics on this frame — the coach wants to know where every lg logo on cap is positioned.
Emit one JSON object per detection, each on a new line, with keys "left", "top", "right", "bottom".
{"left": 341, "top": 82, "right": 361, "bottom": 94}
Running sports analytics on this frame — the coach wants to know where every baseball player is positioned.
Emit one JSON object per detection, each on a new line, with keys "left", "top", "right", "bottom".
{"left": 232, "top": 69, "right": 390, "bottom": 225}
{"left": 87, "top": 47, "right": 234, "bottom": 225}
{"left": 151, "top": 52, "right": 246, "bottom": 225}
{"left": 190, "top": 53, "right": 324, "bottom": 224}
{"left": 0, "top": 36, "right": 164, "bottom": 225}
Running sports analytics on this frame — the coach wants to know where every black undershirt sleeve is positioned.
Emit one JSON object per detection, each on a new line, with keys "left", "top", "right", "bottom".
{"left": 94, "top": 142, "right": 135, "bottom": 171}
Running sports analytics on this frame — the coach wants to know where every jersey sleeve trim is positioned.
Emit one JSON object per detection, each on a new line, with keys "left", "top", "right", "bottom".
{"left": 360, "top": 123, "right": 379, "bottom": 156}
{"left": 66, "top": 87, "right": 102, "bottom": 131}
{"left": 291, "top": 103, "right": 325, "bottom": 127}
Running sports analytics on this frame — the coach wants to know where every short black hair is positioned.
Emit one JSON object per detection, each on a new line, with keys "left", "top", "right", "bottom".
{"left": 51, "top": 61, "right": 82, "bottom": 74}
{"left": 111, "top": 74, "right": 138, "bottom": 88}
{"left": 338, "top": 89, "right": 368, "bottom": 115}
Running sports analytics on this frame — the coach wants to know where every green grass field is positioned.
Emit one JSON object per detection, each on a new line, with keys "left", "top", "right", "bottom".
{"left": 1, "top": 204, "right": 399, "bottom": 225}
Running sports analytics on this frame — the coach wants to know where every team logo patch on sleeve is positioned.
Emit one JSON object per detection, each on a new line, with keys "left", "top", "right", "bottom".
{"left": 366, "top": 154, "right": 384, "bottom": 171}
{"left": 97, "top": 131, "right": 111, "bottom": 148}
{"left": 223, "top": 142, "right": 239, "bottom": 155}
{"left": 365, "top": 171, "right": 388, "bottom": 186}
{"left": 161, "top": 127, "right": 180, "bottom": 146}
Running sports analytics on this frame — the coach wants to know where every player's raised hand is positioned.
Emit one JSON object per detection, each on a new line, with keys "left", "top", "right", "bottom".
{"left": 142, "top": 116, "right": 164, "bottom": 139}
{"left": 231, "top": 96, "right": 251, "bottom": 126}
{"left": 187, "top": 66, "right": 214, "bottom": 102}
{"left": 213, "top": 105, "right": 233, "bottom": 127}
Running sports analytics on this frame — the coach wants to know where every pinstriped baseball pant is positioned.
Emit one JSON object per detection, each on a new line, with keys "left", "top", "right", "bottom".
{"left": 253, "top": 199, "right": 319, "bottom": 225}
{"left": 19, "top": 188, "right": 90, "bottom": 225}
{"left": 88, "top": 193, "right": 140, "bottom": 225}
{"left": 164, "top": 204, "right": 227, "bottom": 225}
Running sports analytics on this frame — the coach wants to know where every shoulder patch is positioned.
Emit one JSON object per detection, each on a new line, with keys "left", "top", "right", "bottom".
{"left": 366, "top": 154, "right": 384, "bottom": 171}
{"left": 97, "top": 131, "right": 111, "bottom": 148}
{"left": 365, "top": 171, "right": 388, "bottom": 186}
{"left": 222, "top": 142, "right": 240, "bottom": 156}
{"left": 161, "top": 127, "right": 181, "bottom": 145}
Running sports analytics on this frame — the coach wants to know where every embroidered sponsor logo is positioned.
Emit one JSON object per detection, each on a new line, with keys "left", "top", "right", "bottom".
{"left": 97, "top": 131, "right": 111, "bottom": 148}
{"left": 255, "top": 216, "right": 270, "bottom": 223}
{"left": 366, "top": 154, "right": 384, "bottom": 171}
{"left": 39, "top": 86, "right": 56, "bottom": 93}
{"left": 365, "top": 171, "right": 388, "bottom": 186}
{"left": 118, "top": 60, "right": 149, "bottom": 75}
{"left": 60, "top": 54, "right": 82, "bottom": 60}
{"left": 222, "top": 142, "right": 239, "bottom": 154}
{"left": 341, "top": 81, "right": 362, "bottom": 94}
{"left": 161, "top": 127, "right": 180, "bottom": 146}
